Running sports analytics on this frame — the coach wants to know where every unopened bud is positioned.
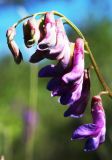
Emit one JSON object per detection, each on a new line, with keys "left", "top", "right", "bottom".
{"left": 6, "top": 27, "right": 23, "bottom": 64}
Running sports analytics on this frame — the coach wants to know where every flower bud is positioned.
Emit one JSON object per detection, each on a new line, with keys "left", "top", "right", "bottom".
{"left": 23, "top": 17, "right": 44, "bottom": 48}
{"left": 6, "top": 27, "right": 23, "bottom": 64}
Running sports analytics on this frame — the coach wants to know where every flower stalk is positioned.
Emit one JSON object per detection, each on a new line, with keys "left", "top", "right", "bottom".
{"left": 12, "top": 10, "right": 112, "bottom": 98}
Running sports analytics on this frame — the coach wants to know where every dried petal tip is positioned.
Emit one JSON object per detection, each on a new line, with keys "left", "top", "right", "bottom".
{"left": 6, "top": 27, "right": 23, "bottom": 64}
{"left": 23, "top": 18, "right": 43, "bottom": 48}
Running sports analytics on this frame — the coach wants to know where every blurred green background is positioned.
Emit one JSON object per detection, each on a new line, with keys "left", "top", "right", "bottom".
{"left": 0, "top": 0, "right": 112, "bottom": 160}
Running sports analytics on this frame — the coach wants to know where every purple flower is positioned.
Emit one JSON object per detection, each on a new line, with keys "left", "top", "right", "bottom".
{"left": 72, "top": 95, "right": 106, "bottom": 152}
{"left": 6, "top": 27, "right": 23, "bottom": 64}
{"left": 23, "top": 108, "right": 39, "bottom": 142}
{"left": 64, "top": 69, "right": 90, "bottom": 118}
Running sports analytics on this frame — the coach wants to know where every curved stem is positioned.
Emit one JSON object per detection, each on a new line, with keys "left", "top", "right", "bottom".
{"left": 99, "top": 91, "right": 109, "bottom": 96}
{"left": 13, "top": 11, "right": 46, "bottom": 28}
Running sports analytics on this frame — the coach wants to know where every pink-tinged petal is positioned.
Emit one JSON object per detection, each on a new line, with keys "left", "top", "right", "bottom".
{"left": 72, "top": 124, "right": 101, "bottom": 140}
{"left": 64, "top": 69, "right": 90, "bottom": 118}
{"left": 91, "top": 96, "right": 105, "bottom": 127}
{"left": 59, "top": 39, "right": 71, "bottom": 69}
{"left": 84, "top": 136, "right": 100, "bottom": 152}
{"left": 62, "top": 38, "right": 84, "bottom": 83}
{"left": 48, "top": 19, "right": 66, "bottom": 58}
{"left": 38, "top": 12, "right": 56, "bottom": 49}
{"left": 6, "top": 27, "right": 23, "bottom": 64}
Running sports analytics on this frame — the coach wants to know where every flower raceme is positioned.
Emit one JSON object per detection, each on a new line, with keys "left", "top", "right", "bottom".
{"left": 6, "top": 11, "right": 107, "bottom": 152}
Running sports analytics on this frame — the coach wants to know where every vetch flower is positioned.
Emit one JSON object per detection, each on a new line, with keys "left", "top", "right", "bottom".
{"left": 6, "top": 26, "right": 23, "bottom": 64}
{"left": 64, "top": 69, "right": 90, "bottom": 118}
{"left": 72, "top": 95, "right": 106, "bottom": 152}
{"left": 23, "top": 108, "right": 39, "bottom": 142}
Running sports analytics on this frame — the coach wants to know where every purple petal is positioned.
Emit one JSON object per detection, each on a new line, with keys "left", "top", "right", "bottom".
{"left": 47, "top": 77, "right": 70, "bottom": 97}
{"left": 29, "top": 49, "right": 47, "bottom": 63}
{"left": 99, "top": 127, "right": 106, "bottom": 144}
{"left": 84, "top": 136, "right": 100, "bottom": 152}
{"left": 38, "top": 63, "right": 66, "bottom": 77}
{"left": 64, "top": 69, "right": 90, "bottom": 118}
{"left": 47, "top": 78, "right": 62, "bottom": 91}
{"left": 60, "top": 73, "right": 83, "bottom": 105}
{"left": 62, "top": 38, "right": 84, "bottom": 83}
{"left": 72, "top": 124, "right": 101, "bottom": 140}
{"left": 38, "top": 61, "right": 67, "bottom": 77}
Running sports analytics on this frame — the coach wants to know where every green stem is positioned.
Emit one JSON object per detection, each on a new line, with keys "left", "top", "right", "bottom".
{"left": 13, "top": 12, "right": 46, "bottom": 28}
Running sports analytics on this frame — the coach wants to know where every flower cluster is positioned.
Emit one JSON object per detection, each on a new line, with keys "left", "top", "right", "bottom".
{"left": 6, "top": 11, "right": 106, "bottom": 152}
